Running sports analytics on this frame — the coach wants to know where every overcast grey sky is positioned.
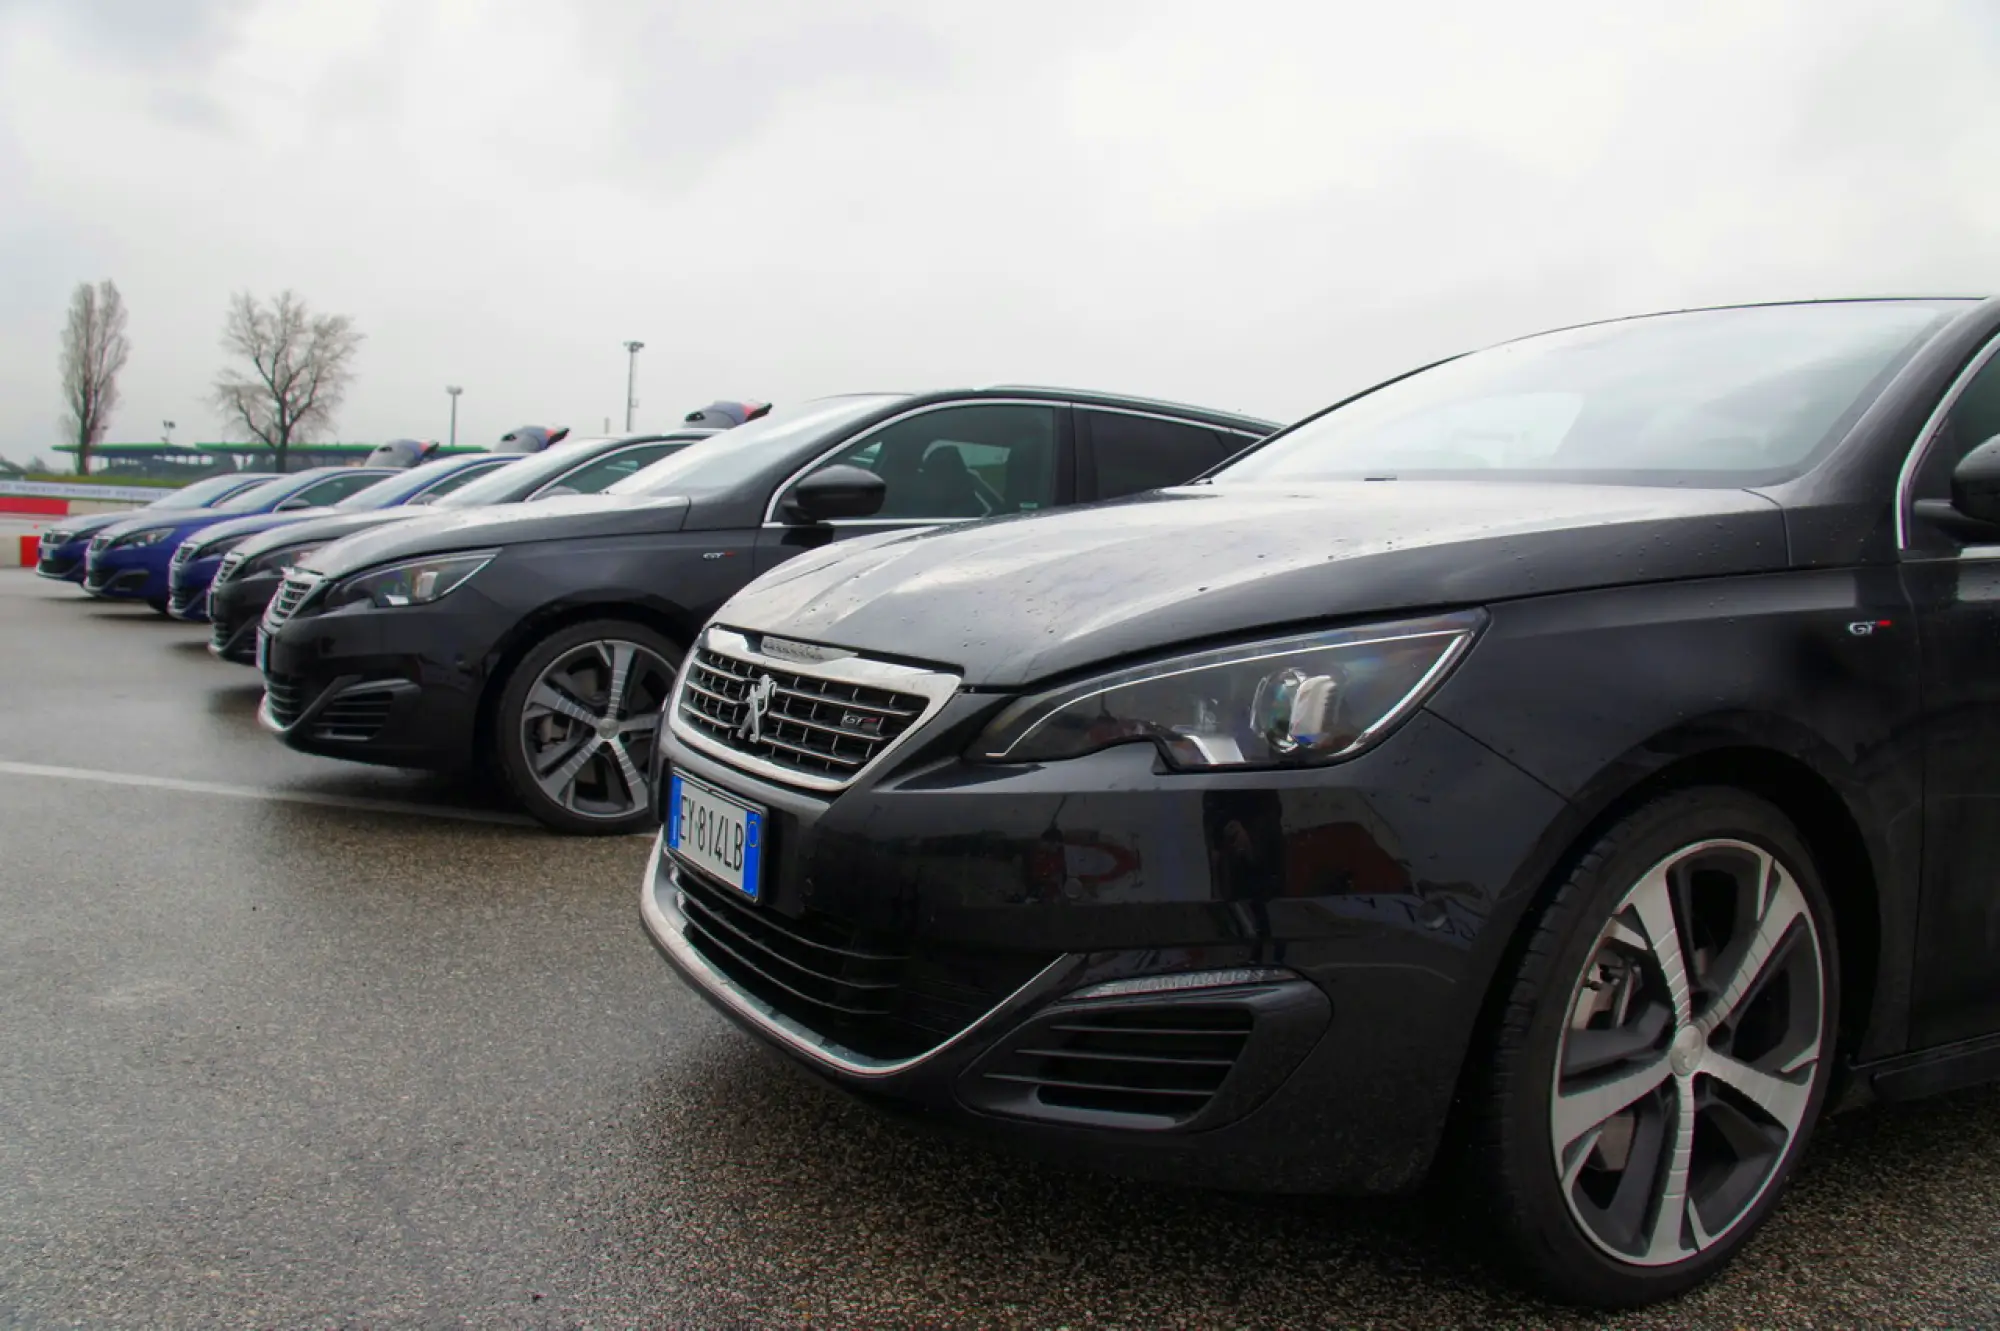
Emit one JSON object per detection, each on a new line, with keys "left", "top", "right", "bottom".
{"left": 3, "top": 0, "right": 1997, "bottom": 460}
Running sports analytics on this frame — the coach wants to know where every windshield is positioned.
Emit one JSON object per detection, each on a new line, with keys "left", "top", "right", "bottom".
{"left": 429, "top": 440, "right": 613, "bottom": 509}
{"left": 156, "top": 474, "right": 262, "bottom": 509}
{"left": 1220, "top": 301, "right": 1965, "bottom": 487}
{"left": 212, "top": 474, "right": 309, "bottom": 512}
{"left": 606, "top": 396, "right": 906, "bottom": 496}
{"left": 333, "top": 458, "right": 497, "bottom": 511}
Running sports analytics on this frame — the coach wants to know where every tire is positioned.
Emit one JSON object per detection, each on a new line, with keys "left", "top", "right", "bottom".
{"left": 148, "top": 597, "right": 170, "bottom": 615}
{"left": 1471, "top": 787, "right": 1839, "bottom": 1307}
{"left": 492, "top": 619, "right": 682, "bottom": 836}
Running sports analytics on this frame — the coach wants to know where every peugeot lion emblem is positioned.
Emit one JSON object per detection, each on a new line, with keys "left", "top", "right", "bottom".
{"left": 737, "top": 674, "right": 777, "bottom": 744}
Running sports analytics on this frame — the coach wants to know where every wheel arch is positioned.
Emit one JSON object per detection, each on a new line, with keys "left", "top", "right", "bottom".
{"left": 472, "top": 593, "right": 698, "bottom": 767}
{"left": 1440, "top": 717, "right": 1899, "bottom": 1179}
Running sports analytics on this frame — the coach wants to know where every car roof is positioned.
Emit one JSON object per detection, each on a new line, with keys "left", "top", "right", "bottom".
{"left": 909, "top": 386, "right": 1279, "bottom": 434}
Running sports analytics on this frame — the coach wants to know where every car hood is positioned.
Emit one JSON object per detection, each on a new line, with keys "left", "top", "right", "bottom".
{"left": 95, "top": 510, "right": 235, "bottom": 543}
{"left": 51, "top": 510, "right": 145, "bottom": 541}
{"left": 232, "top": 507, "right": 429, "bottom": 561}
{"left": 714, "top": 481, "right": 1790, "bottom": 687}
{"left": 298, "top": 493, "right": 691, "bottom": 578}
{"left": 183, "top": 510, "right": 325, "bottom": 554}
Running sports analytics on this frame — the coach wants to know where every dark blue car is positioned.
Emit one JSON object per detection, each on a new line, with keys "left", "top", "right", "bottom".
{"left": 164, "top": 452, "right": 524, "bottom": 621}
{"left": 84, "top": 466, "right": 397, "bottom": 611}
{"left": 35, "top": 473, "right": 278, "bottom": 583}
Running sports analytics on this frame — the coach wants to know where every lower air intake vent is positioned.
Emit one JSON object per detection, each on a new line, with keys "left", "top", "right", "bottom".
{"left": 982, "top": 1006, "right": 1251, "bottom": 1124}
{"left": 312, "top": 689, "right": 397, "bottom": 743}
{"left": 960, "top": 979, "right": 1331, "bottom": 1132}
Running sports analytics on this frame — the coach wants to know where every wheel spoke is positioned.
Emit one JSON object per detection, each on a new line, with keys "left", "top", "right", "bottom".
{"left": 534, "top": 734, "right": 602, "bottom": 808}
{"left": 606, "top": 737, "right": 649, "bottom": 812}
{"left": 1702, "top": 1046, "right": 1816, "bottom": 1133}
{"left": 1624, "top": 861, "right": 1693, "bottom": 1027}
{"left": 526, "top": 681, "right": 600, "bottom": 728}
{"left": 1563, "top": 1003, "right": 1671, "bottom": 1078}
{"left": 605, "top": 642, "right": 637, "bottom": 714}
{"left": 1699, "top": 859, "right": 1808, "bottom": 1033}
{"left": 1643, "top": 1078, "right": 1699, "bottom": 1262}
{"left": 1553, "top": 1053, "right": 1673, "bottom": 1157}
{"left": 619, "top": 711, "right": 662, "bottom": 739}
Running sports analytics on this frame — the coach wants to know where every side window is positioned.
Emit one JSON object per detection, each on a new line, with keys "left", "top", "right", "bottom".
{"left": 412, "top": 461, "right": 508, "bottom": 502}
{"left": 1914, "top": 346, "right": 2000, "bottom": 504}
{"left": 799, "top": 404, "right": 1059, "bottom": 521}
{"left": 1084, "top": 411, "right": 1238, "bottom": 500}
{"left": 293, "top": 472, "right": 386, "bottom": 506}
{"left": 533, "top": 444, "right": 676, "bottom": 499}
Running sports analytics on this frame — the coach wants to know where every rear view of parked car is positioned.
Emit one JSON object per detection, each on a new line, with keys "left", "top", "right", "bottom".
{"left": 255, "top": 389, "right": 1273, "bottom": 833}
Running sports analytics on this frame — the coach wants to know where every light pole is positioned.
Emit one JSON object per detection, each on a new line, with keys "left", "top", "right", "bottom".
{"left": 623, "top": 341, "right": 645, "bottom": 431}
{"left": 446, "top": 386, "right": 462, "bottom": 448}
{"left": 161, "top": 420, "right": 176, "bottom": 445}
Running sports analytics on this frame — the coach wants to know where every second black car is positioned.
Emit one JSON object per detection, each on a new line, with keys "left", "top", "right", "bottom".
{"left": 256, "top": 388, "right": 1275, "bottom": 832}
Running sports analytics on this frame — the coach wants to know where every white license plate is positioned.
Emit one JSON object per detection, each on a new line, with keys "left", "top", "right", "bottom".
{"left": 666, "top": 772, "right": 765, "bottom": 901}
{"left": 255, "top": 627, "right": 270, "bottom": 673}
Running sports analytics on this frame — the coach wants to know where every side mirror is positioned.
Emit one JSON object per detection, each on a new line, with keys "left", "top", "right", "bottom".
{"left": 536, "top": 485, "right": 580, "bottom": 501}
{"left": 275, "top": 496, "right": 313, "bottom": 511}
{"left": 1918, "top": 436, "right": 2000, "bottom": 543}
{"left": 1953, "top": 437, "right": 2000, "bottom": 525}
{"left": 780, "top": 465, "right": 886, "bottom": 524}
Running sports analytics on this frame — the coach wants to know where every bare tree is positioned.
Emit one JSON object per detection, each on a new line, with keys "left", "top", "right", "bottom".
{"left": 210, "top": 290, "right": 363, "bottom": 472}
{"left": 59, "top": 280, "right": 132, "bottom": 476}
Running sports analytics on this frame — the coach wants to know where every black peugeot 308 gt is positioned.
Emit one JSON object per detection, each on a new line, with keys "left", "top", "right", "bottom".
{"left": 644, "top": 298, "right": 2000, "bottom": 1307}
{"left": 257, "top": 389, "right": 1274, "bottom": 833}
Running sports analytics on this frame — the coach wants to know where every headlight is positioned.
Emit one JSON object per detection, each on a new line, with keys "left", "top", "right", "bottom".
{"left": 240, "top": 543, "right": 324, "bottom": 580}
{"left": 323, "top": 550, "right": 496, "bottom": 611}
{"left": 972, "top": 610, "right": 1484, "bottom": 771}
{"left": 190, "top": 533, "right": 247, "bottom": 560}
{"left": 110, "top": 528, "right": 173, "bottom": 550}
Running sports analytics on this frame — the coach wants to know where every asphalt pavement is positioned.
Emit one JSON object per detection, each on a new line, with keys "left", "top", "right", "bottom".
{"left": 2, "top": 570, "right": 1997, "bottom": 1329}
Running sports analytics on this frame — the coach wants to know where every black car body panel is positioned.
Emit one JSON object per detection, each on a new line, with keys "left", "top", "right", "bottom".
{"left": 258, "top": 391, "right": 1278, "bottom": 771}
{"left": 714, "top": 481, "right": 1789, "bottom": 686}
{"left": 636, "top": 297, "right": 2000, "bottom": 1214}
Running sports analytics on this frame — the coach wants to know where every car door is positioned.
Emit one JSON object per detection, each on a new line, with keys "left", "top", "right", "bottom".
{"left": 1904, "top": 334, "right": 2000, "bottom": 1047}
{"left": 1075, "top": 408, "right": 1264, "bottom": 500}
{"left": 755, "top": 401, "right": 1069, "bottom": 575}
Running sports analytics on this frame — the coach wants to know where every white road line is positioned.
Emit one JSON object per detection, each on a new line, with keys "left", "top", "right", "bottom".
{"left": 0, "top": 759, "right": 539, "bottom": 829}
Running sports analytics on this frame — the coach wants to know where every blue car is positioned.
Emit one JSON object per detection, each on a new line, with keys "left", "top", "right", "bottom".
{"left": 84, "top": 466, "right": 399, "bottom": 611}
{"left": 164, "top": 452, "right": 525, "bottom": 621}
{"left": 35, "top": 473, "right": 279, "bottom": 583}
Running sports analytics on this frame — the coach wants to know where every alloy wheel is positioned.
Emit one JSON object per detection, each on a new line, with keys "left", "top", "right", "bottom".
{"left": 1550, "top": 837, "right": 1825, "bottom": 1267}
{"left": 517, "top": 638, "right": 674, "bottom": 821}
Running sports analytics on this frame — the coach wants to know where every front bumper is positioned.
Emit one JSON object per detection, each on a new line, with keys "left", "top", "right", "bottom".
{"left": 167, "top": 553, "right": 225, "bottom": 621}
{"left": 35, "top": 540, "right": 86, "bottom": 582}
{"left": 82, "top": 546, "right": 167, "bottom": 601}
{"left": 207, "top": 573, "right": 281, "bottom": 664}
{"left": 257, "top": 595, "right": 506, "bottom": 769}
{"left": 643, "top": 707, "right": 1571, "bottom": 1196}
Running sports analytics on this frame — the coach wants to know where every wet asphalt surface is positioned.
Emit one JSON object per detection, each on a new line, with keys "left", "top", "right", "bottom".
{"left": 2, "top": 571, "right": 1998, "bottom": 1328}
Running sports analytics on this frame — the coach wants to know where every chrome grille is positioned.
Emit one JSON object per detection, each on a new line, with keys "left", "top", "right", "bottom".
{"left": 263, "top": 572, "right": 322, "bottom": 632}
{"left": 216, "top": 549, "right": 249, "bottom": 583}
{"left": 168, "top": 542, "right": 195, "bottom": 576}
{"left": 88, "top": 534, "right": 111, "bottom": 556}
{"left": 679, "top": 647, "right": 925, "bottom": 783}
